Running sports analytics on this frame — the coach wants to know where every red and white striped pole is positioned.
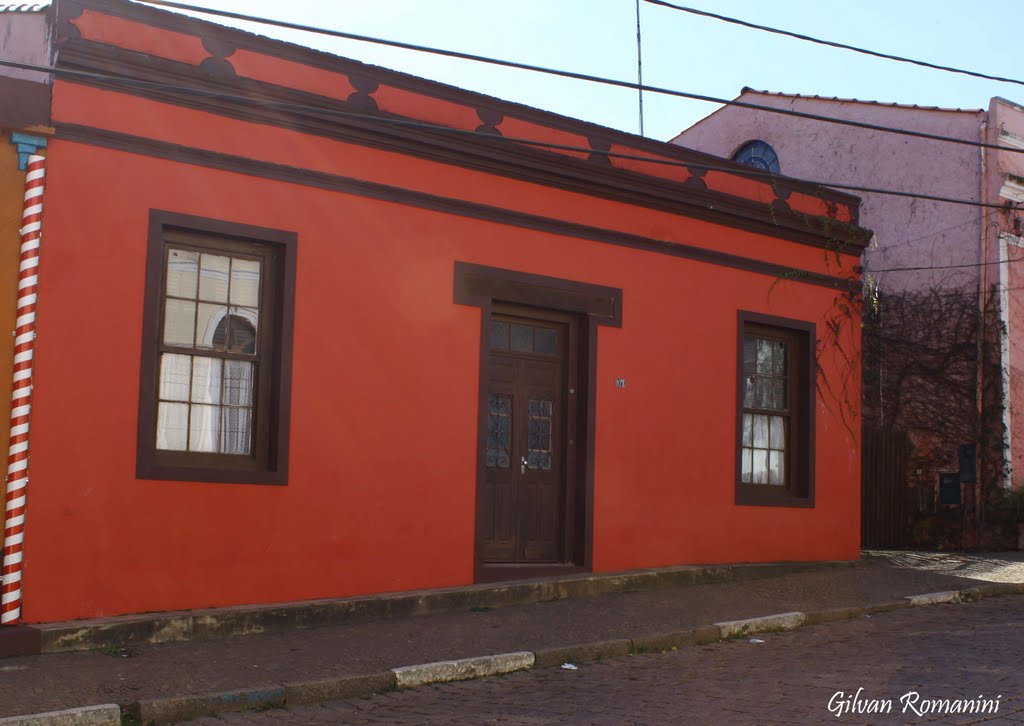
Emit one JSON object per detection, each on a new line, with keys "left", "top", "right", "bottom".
{"left": 1, "top": 154, "right": 45, "bottom": 625}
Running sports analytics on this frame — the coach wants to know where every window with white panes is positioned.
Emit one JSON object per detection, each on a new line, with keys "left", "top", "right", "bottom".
{"left": 157, "top": 244, "right": 263, "bottom": 455}
{"left": 735, "top": 313, "right": 814, "bottom": 506}
{"left": 740, "top": 333, "right": 789, "bottom": 486}
{"left": 137, "top": 215, "right": 294, "bottom": 485}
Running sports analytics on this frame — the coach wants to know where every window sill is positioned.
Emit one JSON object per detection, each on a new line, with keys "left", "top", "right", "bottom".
{"left": 736, "top": 485, "right": 814, "bottom": 508}
{"left": 137, "top": 459, "right": 287, "bottom": 486}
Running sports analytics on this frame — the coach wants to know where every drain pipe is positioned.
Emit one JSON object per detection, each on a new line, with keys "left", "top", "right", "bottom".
{"left": 1, "top": 153, "right": 46, "bottom": 625}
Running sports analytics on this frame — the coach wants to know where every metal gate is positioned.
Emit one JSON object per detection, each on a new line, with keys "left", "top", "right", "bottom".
{"left": 861, "top": 427, "right": 910, "bottom": 548}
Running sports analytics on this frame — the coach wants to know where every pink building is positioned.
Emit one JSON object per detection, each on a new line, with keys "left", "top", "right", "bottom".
{"left": 0, "top": 3, "right": 52, "bottom": 129}
{"left": 677, "top": 91, "right": 1024, "bottom": 534}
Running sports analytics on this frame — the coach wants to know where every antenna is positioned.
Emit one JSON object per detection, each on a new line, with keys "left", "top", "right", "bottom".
{"left": 636, "top": 0, "right": 645, "bottom": 136}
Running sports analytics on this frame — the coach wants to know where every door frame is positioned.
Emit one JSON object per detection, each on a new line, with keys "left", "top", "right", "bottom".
{"left": 453, "top": 262, "right": 623, "bottom": 583}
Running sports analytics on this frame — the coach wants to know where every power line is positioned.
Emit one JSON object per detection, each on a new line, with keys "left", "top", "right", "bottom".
{"left": 6, "top": 55, "right": 1018, "bottom": 212}
{"left": 883, "top": 210, "right": 997, "bottom": 250}
{"left": 135, "top": 0, "right": 1024, "bottom": 158}
{"left": 874, "top": 257, "right": 1024, "bottom": 273}
{"left": 642, "top": 0, "right": 1024, "bottom": 89}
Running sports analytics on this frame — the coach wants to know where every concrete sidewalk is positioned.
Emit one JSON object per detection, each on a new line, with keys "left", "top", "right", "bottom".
{"left": 3, "top": 554, "right": 1023, "bottom": 724}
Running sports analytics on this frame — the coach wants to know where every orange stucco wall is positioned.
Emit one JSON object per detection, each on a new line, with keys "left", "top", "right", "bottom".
{"left": 17, "top": 79, "right": 862, "bottom": 623}
{"left": 49, "top": 84, "right": 855, "bottom": 282}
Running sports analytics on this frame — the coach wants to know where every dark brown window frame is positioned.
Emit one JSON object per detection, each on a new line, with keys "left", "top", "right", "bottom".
{"left": 454, "top": 262, "right": 622, "bottom": 582}
{"left": 137, "top": 211, "right": 297, "bottom": 485}
{"left": 735, "top": 311, "right": 816, "bottom": 508}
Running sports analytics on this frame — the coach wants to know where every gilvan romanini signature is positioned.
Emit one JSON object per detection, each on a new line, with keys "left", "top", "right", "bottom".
{"left": 828, "top": 688, "right": 1001, "bottom": 718}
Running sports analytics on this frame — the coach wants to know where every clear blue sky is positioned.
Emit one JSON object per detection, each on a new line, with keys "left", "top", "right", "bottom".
{"left": 161, "top": 0, "right": 1023, "bottom": 142}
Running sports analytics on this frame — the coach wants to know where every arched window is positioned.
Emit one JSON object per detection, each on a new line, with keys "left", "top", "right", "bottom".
{"left": 213, "top": 314, "right": 257, "bottom": 355}
{"left": 732, "top": 140, "right": 780, "bottom": 174}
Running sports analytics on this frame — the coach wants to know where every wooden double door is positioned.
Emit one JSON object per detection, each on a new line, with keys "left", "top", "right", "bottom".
{"left": 478, "top": 306, "right": 578, "bottom": 565}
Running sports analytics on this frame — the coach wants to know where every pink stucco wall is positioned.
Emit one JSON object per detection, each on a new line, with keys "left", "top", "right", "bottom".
{"left": 673, "top": 91, "right": 985, "bottom": 295}
{"left": 0, "top": 9, "right": 52, "bottom": 85}
{"left": 986, "top": 98, "right": 1024, "bottom": 486}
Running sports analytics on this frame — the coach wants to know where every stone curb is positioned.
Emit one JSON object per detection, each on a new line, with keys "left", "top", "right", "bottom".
{"left": 630, "top": 625, "right": 722, "bottom": 653}
{"left": 905, "top": 590, "right": 963, "bottom": 606}
{"left": 392, "top": 652, "right": 535, "bottom": 689}
{"left": 8, "top": 583, "right": 1023, "bottom": 725}
{"left": 533, "top": 639, "right": 632, "bottom": 669}
{"left": 32, "top": 559, "right": 862, "bottom": 654}
{"left": 129, "top": 686, "right": 285, "bottom": 725}
{"left": 861, "top": 598, "right": 914, "bottom": 614}
{"left": 0, "top": 704, "right": 120, "bottom": 726}
{"left": 802, "top": 605, "right": 865, "bottom": 625}
{"left": 959, "top": 582, "right": 1024, "bottom": 600}
{"left": 714, "top": 611, "right": 805, "bottom": 639}
{"left": 283, "top": 671, "right": 396, "bottom": 706}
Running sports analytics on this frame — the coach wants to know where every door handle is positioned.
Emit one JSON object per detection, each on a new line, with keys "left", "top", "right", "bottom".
{"left": 521, "top": 456, "right": 528, "bottom": 474}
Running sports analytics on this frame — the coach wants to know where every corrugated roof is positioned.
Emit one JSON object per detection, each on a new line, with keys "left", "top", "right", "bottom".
{"left": 0, "top": 3, "right": 48, "bottom": 11}
{"left": 740, "top": 87, "right": 983, "bottom": 114}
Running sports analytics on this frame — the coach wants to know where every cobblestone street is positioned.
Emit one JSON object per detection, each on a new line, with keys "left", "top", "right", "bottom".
{"left": 191, "top": 595, "right": 1024, "bottom": 725}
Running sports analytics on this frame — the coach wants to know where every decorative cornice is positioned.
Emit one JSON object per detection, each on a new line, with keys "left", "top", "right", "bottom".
{"left": 55, "top": 122, "right": 860, "bottom": 293}
{"left": 58, "top": 0, "right": 861, "bottom": 206}
{"left": 54, "top": 39, "right": 870, "bottom": 252}
{"left": 997, "top": 129, "right": 1024, "bottom": 151}
{"left": 999, "top": 178, "right": 1024, "bottom": 204}
{"left": 52, "top": 0, "right": 869, "bottom": 247}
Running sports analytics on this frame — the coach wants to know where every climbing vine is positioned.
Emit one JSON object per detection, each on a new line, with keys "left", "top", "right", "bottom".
{"left": 766, "top": 212, "right": 868, "bottom": 442}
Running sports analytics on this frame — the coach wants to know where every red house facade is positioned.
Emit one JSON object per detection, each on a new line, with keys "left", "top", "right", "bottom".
{"left": 6, "top": 0, "right": 869, "bottom": 624}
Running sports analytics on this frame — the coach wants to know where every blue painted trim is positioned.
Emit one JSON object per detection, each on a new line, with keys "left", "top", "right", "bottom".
{"left": 9, "top": 133, "right": 48, "bottom": 171}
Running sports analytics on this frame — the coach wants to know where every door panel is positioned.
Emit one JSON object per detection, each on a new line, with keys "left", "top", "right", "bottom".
{"left": 481, "top": 360, "right": 516, "bottom": 562}
{"left": 520, "top": 364, "right": 562, "bottom": 562}
{"left": 479, "top": 311, "right": 572, "bottom": 565}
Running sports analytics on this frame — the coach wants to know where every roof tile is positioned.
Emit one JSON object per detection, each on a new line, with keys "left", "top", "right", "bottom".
{"left": 0, "top": 3, "right": 49, "bottom": 12}
{"left": 740, "top": 87, "right": 982, "bottom": 114}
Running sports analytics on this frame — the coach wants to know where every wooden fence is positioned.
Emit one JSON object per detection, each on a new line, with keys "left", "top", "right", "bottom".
{"left": 861, "top": 427, "right": 910, "bottom": 548}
